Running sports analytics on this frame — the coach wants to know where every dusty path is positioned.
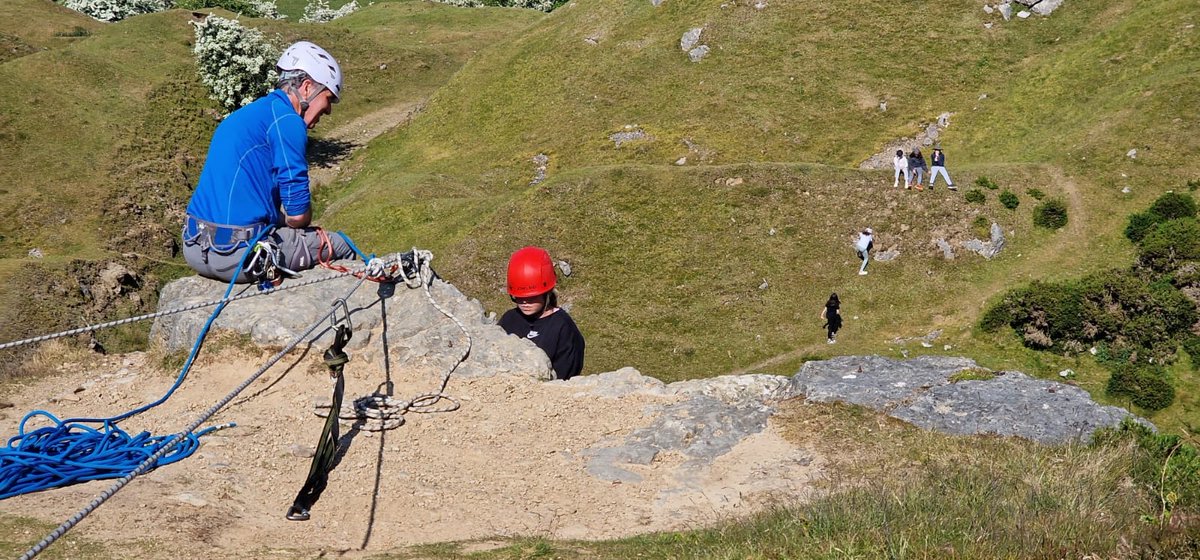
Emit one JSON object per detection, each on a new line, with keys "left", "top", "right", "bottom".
{"left": 0, "top": 351, "right": 822, "bottom": 558}
{"left": 309, "top": 101, "right": 424, "bottom": 189}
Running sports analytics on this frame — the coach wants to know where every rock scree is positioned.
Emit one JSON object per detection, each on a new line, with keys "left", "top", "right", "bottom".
{"left": 0, "top": 264, "right": 1144, "bottom": 557}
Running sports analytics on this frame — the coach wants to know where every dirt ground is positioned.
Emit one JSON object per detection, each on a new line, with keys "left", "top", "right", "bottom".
{"left": 0, "top": 349, "right": 824, "bottom": 558}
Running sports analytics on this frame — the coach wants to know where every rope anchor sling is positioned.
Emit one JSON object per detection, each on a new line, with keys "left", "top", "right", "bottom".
{"left": 287, "top": 299, "right": 353, "bottom": 521}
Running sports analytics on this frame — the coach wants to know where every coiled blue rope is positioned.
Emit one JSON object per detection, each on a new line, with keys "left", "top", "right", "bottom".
{"left": 0, "top": 230, "right": 268, "bottom": 499}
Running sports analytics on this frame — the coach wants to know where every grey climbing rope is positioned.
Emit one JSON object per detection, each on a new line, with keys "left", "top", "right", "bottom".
{"left": 18, "top": 275, "right": 371, "bottom": 560}
{"left": 0, "top": 269, "right": 361, "bottom": 352}
{"left": 315, "top": 249, "right": 472, "bottom": 431}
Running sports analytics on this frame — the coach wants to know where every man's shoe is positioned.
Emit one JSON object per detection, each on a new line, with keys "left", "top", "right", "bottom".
{"left": 859, "top": 270, "right": 869, "bottom": 276}
{"left": 948, "top": 184, "right": 958, "bottom": 191}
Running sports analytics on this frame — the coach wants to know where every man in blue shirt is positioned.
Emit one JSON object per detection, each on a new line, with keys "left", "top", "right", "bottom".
{"left": 183, "top": 41, "right": 355, "bottom": 283}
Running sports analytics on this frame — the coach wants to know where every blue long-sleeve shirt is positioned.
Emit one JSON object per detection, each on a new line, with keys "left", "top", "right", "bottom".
{"left": 186, "top": 89, "right": 310, "bottom": 227}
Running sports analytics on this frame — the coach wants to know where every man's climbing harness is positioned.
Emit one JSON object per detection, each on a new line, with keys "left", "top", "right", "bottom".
{"left": 287, "top": 300, "right": 353, "bottom": 522}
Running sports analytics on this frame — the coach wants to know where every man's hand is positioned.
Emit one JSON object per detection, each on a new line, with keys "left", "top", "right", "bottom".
{"left": 285, "top": 210, "right": 312, "bottom": 229}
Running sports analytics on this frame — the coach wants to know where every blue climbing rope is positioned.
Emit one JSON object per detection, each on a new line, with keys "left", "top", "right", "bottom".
{"left": 0, "top": 230, "right": 268, "bottom": 499}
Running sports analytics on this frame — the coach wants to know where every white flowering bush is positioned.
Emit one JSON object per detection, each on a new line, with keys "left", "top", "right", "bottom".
{"left": 300, "top": 0, "right": 359, "bottom": 22}
{"left": 191, "top": 16, "right": 280, "bottom": 111}
{"left": 176, "top": 0, "right": 285, "bottom": 19}
{"left": 60, "top": 0, "right": 171, "bottom": 22}
{"left": 427, "top": 0, "right": 559, "bottom": 12}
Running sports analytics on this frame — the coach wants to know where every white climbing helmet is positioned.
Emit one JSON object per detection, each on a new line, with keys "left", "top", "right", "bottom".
{"left": 277, "top": 41, "right": 343, "bottom": 102}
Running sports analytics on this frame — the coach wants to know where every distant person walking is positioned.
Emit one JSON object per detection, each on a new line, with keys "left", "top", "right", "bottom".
{"left": 908, "top": 147, "right": 927, "bottom": 190}
{"left": 854, "top": 227, "right": 874, "bottom": 275}
{"left": 820, "top": 293, "right": 842, "bottom": 344}
{"left": 929, "top": 146, "right": 956, "bottom": 190}
{"left": 892, "top": 149, "right": 910, "bottom": 189}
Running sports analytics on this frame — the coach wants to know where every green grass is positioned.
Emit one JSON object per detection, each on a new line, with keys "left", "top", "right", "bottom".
{"left": 353, "top": 403, "right": 1199, "bottom": 560}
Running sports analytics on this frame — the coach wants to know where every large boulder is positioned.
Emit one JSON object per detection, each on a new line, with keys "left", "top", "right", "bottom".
{"left": 150, "top": 261, "right": 551, "bottom": 380}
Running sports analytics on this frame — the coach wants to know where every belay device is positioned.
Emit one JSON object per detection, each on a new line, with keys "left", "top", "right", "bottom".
{"left": 286, "top": 299, "right": 353, "bottom": 521}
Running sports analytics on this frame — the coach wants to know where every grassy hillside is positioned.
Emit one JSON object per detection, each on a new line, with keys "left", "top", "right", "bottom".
{"left": 0, "top": 1, "right": 542, "bottom": 360}
{"left": 310, "top": 0, "right": 1199, "bottom": 428}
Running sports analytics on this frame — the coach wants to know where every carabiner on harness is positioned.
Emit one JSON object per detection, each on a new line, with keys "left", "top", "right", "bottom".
{"left": 243, "top": 240, "right": 302, "bottom": 290}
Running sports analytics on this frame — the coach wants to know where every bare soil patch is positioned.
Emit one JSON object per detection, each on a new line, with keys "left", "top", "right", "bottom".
{"left": 1, "top": 350, "right": 823, "bottom": 557}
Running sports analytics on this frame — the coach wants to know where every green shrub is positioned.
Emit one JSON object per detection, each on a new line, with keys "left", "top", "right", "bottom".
{"left": 53, "top": 26, "right": 92, "bottom": 37}
{"left": 974, "top": 176, "right": 999, "bottom": 190}
{"left": 981, "top": 269, "right": 1196, "bottom": 358}
{"left": 1106, "top": 363, "right": 1176, "bottom": 411}
{"left": 1137, "top": 217, "right": 1200, "bottom": 273}
{"left": 1033, "top": 198, "right": 1068, "bottom": 229}
{"left": 1125, "top": 211, "right": 1160, "bottom": 243}
{"left": 1182, "top": 335, "right": 1200, "bottom": 371}
{"left": 1026, "top": 187, "right": 1046, "bottom": 200}
{"left": 1188, "top": 179, "right": 1199, "bottom": 192}
{"left": 999, "top": 190, "right": 1019, "bottom": 210}
{"left": 1148, "top": 192, "right": 1197, "bottom": 222}
{"left": 964, "top": 189, "right": 986, "bottom": 204}
{"left": 971, "top": 216, "right": 990, "bottom": 238}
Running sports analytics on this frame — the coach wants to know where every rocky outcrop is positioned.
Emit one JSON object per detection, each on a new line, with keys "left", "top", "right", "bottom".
{"left": 963, "top": 222, "right": 1007, "bottom": 259}
{"left": 859, "top": 113, "right": 953, "bottom": 170}
{"left": 151, "top": 262, "right": 552, "bottom": 380}
{"left": 152, "top": 271, "right": 1144, "bottom": 454}
{"left": 791, "top": 355, "right": 1146, "bottom": 445}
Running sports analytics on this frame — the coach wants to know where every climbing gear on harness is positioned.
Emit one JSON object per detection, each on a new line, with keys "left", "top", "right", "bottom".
{"left": 287, "top": 300, "right": 353, "bottom": 522}
{"left": 244, "top": 239, "right": 301, "bottom": 290}
{"left": 507, "top": 246, "right": 556, "bottom": 298}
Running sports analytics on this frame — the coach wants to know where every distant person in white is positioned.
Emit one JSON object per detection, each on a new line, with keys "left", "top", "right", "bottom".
{"left": 892, "top": 149, "right": 910, "bottom": 189}
{"left": 855, "top": 228, "right": 874, "bottom": 276}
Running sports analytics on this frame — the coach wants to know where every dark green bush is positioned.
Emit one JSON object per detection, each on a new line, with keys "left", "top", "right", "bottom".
{"left": 1125, "top": 211, "right": 1160, "bottom": 243}
{"left": 981, "top": 269, "right": 1196, "bottom": 357}
{"left": 999, "top": 190, "right": 1019, "bottom": 210}
{"left": 1026, "top": 188, "right": 1046, "bottom": 200}
{"left": 974, "top": 176, "right": 999, "bottom": 190}
{"left": 1033, "top": 198, "right": 1068, "bottom": 229}
{"left": 1106, "top": 363, "right": 1176, "bottom": 411}
{"left": 1182, "top": 335, "right": 1200, "bottom": 371}
{"left": 1148, "top": 192, "right": 1198, "bottom": 221}
{"left": 964, "top": 189, "right": 986, "bottom": 204}
{"left": 1137, "top": 217, "right": 1200, "bottom": 273}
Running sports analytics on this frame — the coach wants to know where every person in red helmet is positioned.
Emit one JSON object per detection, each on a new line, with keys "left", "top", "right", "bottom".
{"left": 498, "top": 246, "right": 585, "bottom": 380}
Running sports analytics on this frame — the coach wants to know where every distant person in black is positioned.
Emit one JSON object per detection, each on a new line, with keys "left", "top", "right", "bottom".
{"left": 820, "top": 293, "right": 842, "bottom": 344}
{"left": 498, "top": 246, "right": 585, "bottom": 380}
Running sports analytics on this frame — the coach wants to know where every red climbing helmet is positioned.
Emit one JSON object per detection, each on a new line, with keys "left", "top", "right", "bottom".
{"left": 507, "top": 246, "right": 557, "bottom": 298}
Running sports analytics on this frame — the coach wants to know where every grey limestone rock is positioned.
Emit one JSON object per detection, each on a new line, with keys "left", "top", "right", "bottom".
{"left": 963, "top": 222, "right": 1007, "bottom": 259}
{"left": 792, "top": 355, "right": 1145, "bottom": 444}
{"left": 935, "top": 238, "right": 955, "bottom": 260}
{"left": 688, "top": 45, "right": 710, "bottom": 62}
{"left": 680, "top": 27, "right": 702, "bottom": 52}
{"left": 151, "top": 261, "right": 552, "bottom": 380}
{"left": 998, "top": 1, "right": 1012, "bottom": 20}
